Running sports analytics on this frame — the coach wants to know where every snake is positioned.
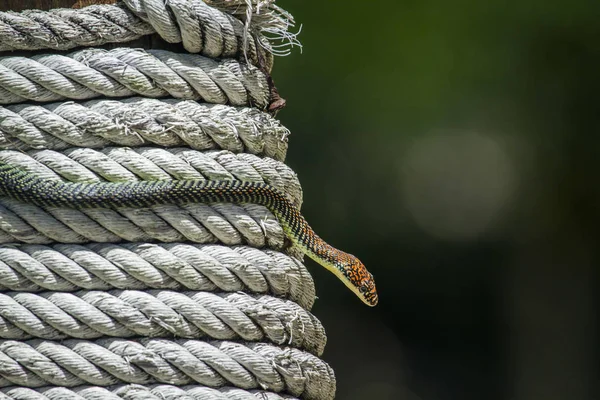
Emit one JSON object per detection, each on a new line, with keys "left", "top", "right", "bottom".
{"left": 0, "top": 161, "right": 378, "bottom": 306}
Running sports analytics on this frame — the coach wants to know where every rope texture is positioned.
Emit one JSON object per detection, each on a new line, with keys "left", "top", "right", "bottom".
{"left": 0, "top": 339, "right": 335, "bottom": 399}
{"left": 0, "top": 243, "right": 315, "bottom": 309}
{"left": 0, "top": 99, "right": 289, "bottom": 161}
{"left": 0, "top": 48, "right": 270, "bottom": 108}
{"left": 0, "top": 290, "right": 326, "bottom": 354}
{"left": 0, "top": 2, "right": 334, "bottom": 399}
{"left": 0, "top": 0, "right": 305, "bottom": 68}
{"left": 1, "top": 384, "right": 298, "bottom": 399}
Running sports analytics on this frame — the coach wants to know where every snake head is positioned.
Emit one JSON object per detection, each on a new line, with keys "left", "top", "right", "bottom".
{"left": 358, "top": 273, "right": 378, "bottom": 306}
{"left": 339, "top": 253, "right": 378, "bottom": 306}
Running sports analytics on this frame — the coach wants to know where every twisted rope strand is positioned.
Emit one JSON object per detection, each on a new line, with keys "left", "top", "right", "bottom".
{"left": 1, "top": 384, "right": 299, "bottom": 400}
{"left": 0, "top": 243, "right": 315, "bottom": 309}
{"left": 0, "top": 49, "right": 270, "bottom": 107}
{"left": 0, "top": 4, "right": 152, "bottom": 52}
{"left": 0, "top": 98, "right": 289, "bottom": 161}
{"left": 0, "top": 339, "right": 336, "bottom": 400}
{"left": 0, "top": 290, "right": 326, "bottom": 354}
{"left": 0, "top": 1, "right": 283, "bottom": 69}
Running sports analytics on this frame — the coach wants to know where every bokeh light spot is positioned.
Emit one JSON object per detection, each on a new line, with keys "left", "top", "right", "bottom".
{"left": 400, "top": 131, "right": 516, "bottom": 241}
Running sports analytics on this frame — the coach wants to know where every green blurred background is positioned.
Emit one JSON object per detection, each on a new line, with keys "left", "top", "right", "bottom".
{"left": 272, "top": 1, "right": 599, "bottom": 399}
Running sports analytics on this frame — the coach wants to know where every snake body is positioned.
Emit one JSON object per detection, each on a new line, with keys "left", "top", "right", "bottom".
{"left": 0, "top": 161, "right": 378, "bottom": 306}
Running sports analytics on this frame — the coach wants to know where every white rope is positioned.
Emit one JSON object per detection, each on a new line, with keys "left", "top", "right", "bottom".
{"left": 0, "top": 48, "right": 270, "bottom": 108}
{"left": 0, "top": 339, "right": 336, "bottom": 399}
{"left": 0, "top": 0, "right": 304, "bottom": 68}
{"left": 0, "top": 290, "right": 326, "bottom": 354}
{"left": 0, "top": 4, "right": 153, "bottom": 51}
{"left": 0, "top": 243, "right": 315, "bottom": 310}
{"left": 1, "top": 384, "right": 299, "bottom": 400}
{"left": 0, "top": 99, "right": 290, "bottom": 161}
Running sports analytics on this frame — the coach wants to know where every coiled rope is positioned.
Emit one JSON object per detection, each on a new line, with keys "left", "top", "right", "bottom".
{"left": 0, "top": 0, "right": 301, "bottom": 63}
{"left": 0, "top": 48, "right": 270, "bottom": 107}
{"left": 1, "top": 385, "right": 299, "bottom": 400}
{"left": 0, "top": 99, "right": 290, "bottom": 160}
{"left": 0, "top": 1, "right": 334, "bottom": 399}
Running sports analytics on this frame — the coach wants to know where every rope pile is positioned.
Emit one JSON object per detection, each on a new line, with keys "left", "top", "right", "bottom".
{"left": 0, "top": 1, "right": 336, "bottom": 399}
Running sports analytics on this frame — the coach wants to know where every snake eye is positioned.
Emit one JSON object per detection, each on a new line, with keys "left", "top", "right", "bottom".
{"left": 359, "top": 284, "right": 369, "bottom": 294}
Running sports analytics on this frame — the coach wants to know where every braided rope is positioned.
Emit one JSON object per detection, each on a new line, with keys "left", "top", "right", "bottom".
{"left": 0, "top": 290, "right": 326, "bottom": 354}
{"left": 0, "top": 243, "right": 315, "bottom": 309}
{"left": 0, "top": 48, "right": 270, "bottom": 107}
{"left": 1, "top": 384, "right": 298, "bottom": 399}
{"left": 0, "top": 4, "right": 153, "bottom": 52}
{"left": 0, "top": 339, "right": 335, "bottom": 398}
{"left": 0, "top": 99, "right": 289, "bottom": 161}
{"left": 0, "top": 0, "right": 304, "bottom": 68}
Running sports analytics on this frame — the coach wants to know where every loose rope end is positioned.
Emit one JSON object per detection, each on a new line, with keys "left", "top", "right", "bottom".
{"left": 206, "top": 0, "right": 303, "bottom": 59}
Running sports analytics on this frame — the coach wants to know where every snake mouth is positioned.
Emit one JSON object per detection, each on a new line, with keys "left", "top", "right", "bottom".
{"left": 365, "top": 292, "right": 379, "bottom": 306}
{"left": 355, "top": 280, "right": 378, "bottom": 306}
{"left": 358, "top": 275, "right": 378, "bottom": 306}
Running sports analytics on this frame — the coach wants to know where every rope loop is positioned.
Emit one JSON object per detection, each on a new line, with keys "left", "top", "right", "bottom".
{"left": 0, "top": 98, "right": 289, "bottom": 161}
{"left": 0, "top": 243, "right": 316, "bottom": 310}
{"left": 0, "top": 339, "right": 336, "bottom": 399}
{"left": 0, "top": 1, "right": 302, "bottom": 68}
{"left": 0, "top": 49, "right": 270, "bottom": 108}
